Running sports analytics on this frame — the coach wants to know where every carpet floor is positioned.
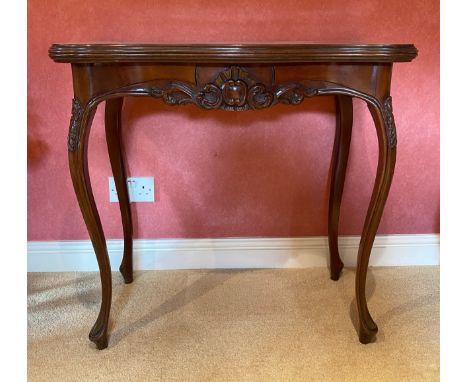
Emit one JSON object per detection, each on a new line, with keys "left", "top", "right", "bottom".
{"left": 27, "top": 267, "right": 439, "bottom": 381}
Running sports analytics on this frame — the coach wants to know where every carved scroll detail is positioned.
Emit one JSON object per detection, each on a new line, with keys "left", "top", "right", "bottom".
{"left": 275, "top": 82, "right": 321, "bottom": 105}
{"left": 150, "top": 81, "right": 195, "bottom": 106}
{"left": 68, "top": 97, "right": 84, "bottom": 152}
{"left": 248, "top": 84, "right": 274, "bottom": 109}
{"left": 197, "top": 84, "right": 223, "bottom": 109}
{"left": 382, "top": 96, "right": 397, "bottom": 148}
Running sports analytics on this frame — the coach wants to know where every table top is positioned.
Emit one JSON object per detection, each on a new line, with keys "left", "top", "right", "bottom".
{"left": 49, "top": 43, "right": 417, "bottom": 64}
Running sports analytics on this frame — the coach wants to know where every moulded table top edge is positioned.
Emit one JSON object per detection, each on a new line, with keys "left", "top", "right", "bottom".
{"left": 48, "top": 43, "right": 418, "bottom": 63}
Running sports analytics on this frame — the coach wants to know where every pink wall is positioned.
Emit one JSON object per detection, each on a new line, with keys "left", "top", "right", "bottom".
{"left": 27, "top": 0, "right": 439, "bottom": 241}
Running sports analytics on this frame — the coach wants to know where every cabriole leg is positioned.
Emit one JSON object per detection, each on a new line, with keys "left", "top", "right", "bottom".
{"left": 105, "top": 98, "right": 134, "bottom": 284}
{"left": 328, "top": 95, "right": 353, "bottom": 281}
{"left": 356, "top": 97, "right": 397, "bottom": 344}
{"left": 68, "top": 98, "right": 112, "bottom": 350}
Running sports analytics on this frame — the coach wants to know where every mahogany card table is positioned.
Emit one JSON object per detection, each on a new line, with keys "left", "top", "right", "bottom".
{"left": 49, "top": 43, "right": 417, "bottom": 349}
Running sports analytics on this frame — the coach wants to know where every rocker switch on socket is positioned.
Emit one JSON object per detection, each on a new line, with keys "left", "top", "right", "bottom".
{"left": 109, "top": 177, "right": 155, "bottom": 203}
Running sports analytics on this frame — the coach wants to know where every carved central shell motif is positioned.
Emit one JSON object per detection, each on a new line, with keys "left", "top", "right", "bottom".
{"left": 221, "top": 80, "right": 247, "bottom": 106}
{"left": 196, "top": 66, "right": 273, "bottom": 111}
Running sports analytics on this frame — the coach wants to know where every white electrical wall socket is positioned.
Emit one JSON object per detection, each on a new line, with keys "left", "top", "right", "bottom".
{"left": 109, "top": 177, "right": 155, "bottom": 203}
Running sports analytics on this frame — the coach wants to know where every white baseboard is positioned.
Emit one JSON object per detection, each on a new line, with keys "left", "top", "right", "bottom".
{"left": 27, "top": 234, "right": 439, "bottom": 272}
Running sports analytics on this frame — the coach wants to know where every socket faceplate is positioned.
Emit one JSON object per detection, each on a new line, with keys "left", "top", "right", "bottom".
{"left": 109, "top": 177, "right": 155, "bottom": 202}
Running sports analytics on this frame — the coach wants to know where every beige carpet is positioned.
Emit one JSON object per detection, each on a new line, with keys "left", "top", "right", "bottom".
{"left": 27, "top": 267, "right": 439, "bottom": 381}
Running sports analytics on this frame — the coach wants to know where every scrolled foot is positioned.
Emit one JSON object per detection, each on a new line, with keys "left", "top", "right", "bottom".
{"left": 358, "top": 323, "right": 378, "bottom": 344}
{"left": 330, "top": 259, "right": 344, "bottom": 281}
{"left": 119, "top": 264, "right": 133, "bottom": 284}
{"left": 89, "top": 324, "right": 109, "bottom": 350}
